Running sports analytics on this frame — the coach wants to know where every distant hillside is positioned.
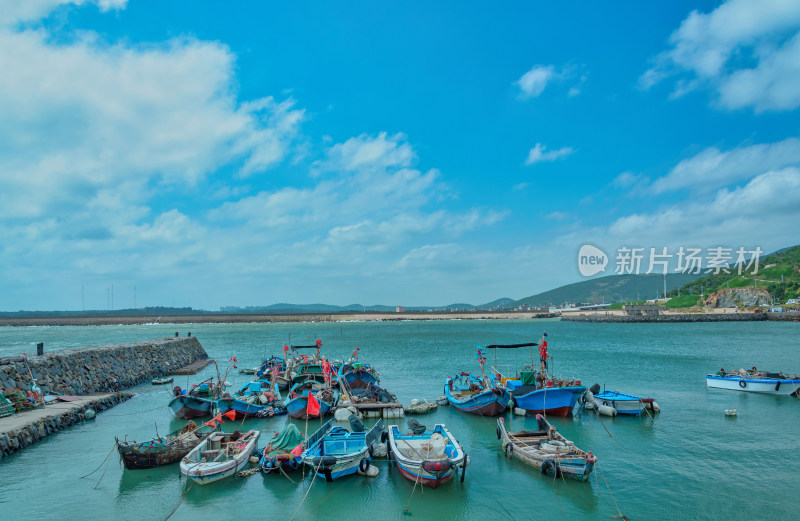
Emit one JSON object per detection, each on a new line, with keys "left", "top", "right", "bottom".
{"left": 671, "top": 245, "right": 800, "bottom": 303}
{"left": 515, "top": 273, "right": 701, "bottom": 307}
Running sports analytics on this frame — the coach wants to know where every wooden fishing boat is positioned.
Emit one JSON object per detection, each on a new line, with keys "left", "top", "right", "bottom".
{"left": 497, "top": 416, "right": 596, "bottom": 481}
{"left": 706, "top": 369, "right": 800, "bottom": 395}
{"left": 180, "top": 430, "right": 260, "bottom": 485}
{"left": 285, "top": 383, "right": 336, "bottom": 420}
{"left": 259, "top": 424, "right": 305, "bottom": 475}
{"left": 444, "top": 373, "right": 509, "bottom": 416}
{"left": 338, "top": 362, "right": 380, "bottom": 390}
{"left": 591, "top": 390, "right": 647, "bottom": 416}
{"left": 301, "top": 419, "right": 383, "bottom": 481}
{"left": 489, "top": 340, "right": 585, "bottom": 417}
{"left": 507, "top": 374, "right": 585, "bottom": 417}
{"left": 387, "top": 423, "right": 466, "bottom": 488}
{"left": 216, "top": 396, "right": 286, "bottom": 419}
{"left": 168, "top": 394, "right": 215, "bottom": 419}
{"left": 116, "top": 422, "right": 212, "bottom": 469}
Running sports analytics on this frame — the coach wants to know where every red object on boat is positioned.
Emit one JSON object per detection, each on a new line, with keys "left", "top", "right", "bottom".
{"left": 546, "top": 381, "right": 554, "bottom": 388}
{"left": 575, "top": 380, "right": 581, "bottom": 385}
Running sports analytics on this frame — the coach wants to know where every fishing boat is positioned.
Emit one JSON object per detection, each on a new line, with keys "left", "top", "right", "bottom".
{"left": 338, "top": 361, "right": 380, "bottom": 390}
{"left": 259, "top": 424, "right": 305, "bottom": 475}
{"left": 387, "top": 423, "right": 466, "bottom": 488}
{"left": 497, "top": 416, "right": 596, "bottom": 481}
{"left": 706, "top": 368, "right": 800, "bottom": 395}
{"left": 168, "top": 394, "right": 216, "bottom": 419}
{"left": 590, "top": 389, "right": 648, "bottom": 416}
{"left": 445, "top": 373, "right": 510, "bottom": 416}
{"left": 285, "top": 382, "right": 337, "bottom": 419}
{"left": 301, "top": 419, "right": 383, "bottom": 481}
{"left": 507, "top": 373, "right": 585, "bottom": 417}
{"left": 115, "top": 422, "right": 213, "bottom": 469}
{"left": 489, "top": 337, "right": 585, "bottom": 417}
{"left": 216, "top": 396, "right": 287, "bottom": 419}
{"left": 180, "top": 430, "right": 260, "bottom": 485}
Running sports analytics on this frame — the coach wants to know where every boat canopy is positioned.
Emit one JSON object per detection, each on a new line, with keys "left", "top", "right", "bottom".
{"left": 482, "top": 343, "right": 538, "bottom": 349}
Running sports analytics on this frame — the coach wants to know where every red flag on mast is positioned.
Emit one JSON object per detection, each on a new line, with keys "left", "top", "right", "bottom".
{"left": 306, "top": 393, "right": 321, "bottom": 417}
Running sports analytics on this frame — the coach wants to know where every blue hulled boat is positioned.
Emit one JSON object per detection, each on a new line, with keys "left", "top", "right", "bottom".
{"left": 445, "top": 373, "right": 510, "bottom": 416}
{"left": 216, "top": 396, "right": 286, "bottom": 419}
{"left": 507, "top": 375, "right": 585, "bottom": 417}
{"left": 285, "top": 382, "right": 336, "bottom": 420}
{"left": 259, "top": 423, "right": 305, "bottom": 475}
{"left": 338, "top": 362, "right": 380, "bottom": 390}
{"left": 301, "top": 419, "right": 383, "bottom": 481}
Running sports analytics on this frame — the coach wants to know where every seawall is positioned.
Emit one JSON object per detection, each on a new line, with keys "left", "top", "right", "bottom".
{"left": 0, "top": 337, "right": 208, "bottom": 395}
{"left": 561, "top": 313, "right": 770, "bottom": 323}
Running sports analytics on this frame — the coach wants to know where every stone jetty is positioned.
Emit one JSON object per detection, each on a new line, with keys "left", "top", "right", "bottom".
{"left": 0, "top": 336, "right": 208, "bottom": 458}
{"left": 0, "top": 337, "right": 207, "bottom": 395}
{"left": 562, "top": 312, "right": 769, "bottom": 323}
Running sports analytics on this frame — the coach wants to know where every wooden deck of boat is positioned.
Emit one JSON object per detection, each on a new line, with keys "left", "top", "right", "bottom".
{"left": 169, "top": 359, "right": 214, "bottom": 375}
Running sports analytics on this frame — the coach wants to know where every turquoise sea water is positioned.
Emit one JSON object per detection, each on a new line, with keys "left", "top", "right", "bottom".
{"left": 0, "top": 319, "right": 798, "bottom": 521}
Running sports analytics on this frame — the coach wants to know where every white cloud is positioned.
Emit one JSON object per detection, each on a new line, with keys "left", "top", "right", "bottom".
{"left": 641, "top": 0, "right": 800, "bottom": 111}
{"left": 516, "top": 65, "right": 555, "bottom": 98}
{"left": 524, "top": 143, "right": 575, "bottom": 165}
{"left": 315, "top": 131, "right": 415, "bottom": 174}
{"left": 651, "top": 137, "right": 800, "bottom": 193}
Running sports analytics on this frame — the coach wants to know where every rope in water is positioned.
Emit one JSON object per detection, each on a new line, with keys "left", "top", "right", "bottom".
{"left": 79, "top": 443, "right": 116, "bottom": 479}
{"left": 403, "top": 464, "right": 424, "bottom": 514}
{"left": 289, "top": 459, "right": 324, "bottom": 521}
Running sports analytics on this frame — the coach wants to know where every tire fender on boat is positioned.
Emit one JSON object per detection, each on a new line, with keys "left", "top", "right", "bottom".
{"left": 775, "top": 381, "right": 781, "bottom": 391}
{"left": 739, "top": 380, "right": 747, "bottom": 388}
{"left": 460, "top": 454, "right": 467, "bottom": 483}
{"left": 286, "top": 459, "right": 299, "bottom": 471}
{"left": 541, "top": 459, "right": 562, "bottom": 478}
{"left": 496, "top": 424, "right": 501, "bottom": 440}
{"left": 359, "top": 458, "right": 371, "bottom": 473}
{"left": 504, "top": 443, "right": 514, "bottom": 458}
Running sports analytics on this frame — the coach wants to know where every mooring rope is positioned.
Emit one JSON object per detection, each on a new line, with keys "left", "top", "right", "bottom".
{"left": 289, "top": 459, "right": 324, "bottom": 521}
{"left": 80, "top": 443, "right": 116, "bottom": 479}
{"left": 403, "top": 464, "right": 424, "bottom": 514}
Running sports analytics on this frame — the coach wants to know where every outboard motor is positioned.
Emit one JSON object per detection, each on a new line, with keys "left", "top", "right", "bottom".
{"left": 349, "top": 414, "right": 366, "bottom": 433}
{"left": 406, "top": 418, "right": 427, "bottom": 434}
{"left": 589, "top": 383, "right": 601, "bottom": 395}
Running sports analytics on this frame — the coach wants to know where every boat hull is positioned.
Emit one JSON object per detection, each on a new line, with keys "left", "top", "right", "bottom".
{"left": 511, "top": 386, "right": 585, "bottom": 418}
{"left": 180, "top": 431, "right": 259, "bottom": 486}
{"left": 445, "top": 382, "right": 510, "bottom": 417}
{"left": 388, "top": 424, "right": 465, "bottom": 489}
{"left": 217, "top": 398, "right": 286, "bottom": 419}
{"left": 395, "top": 460, "right": 455, "bottom": 488}
{"left": 168, "top": 395, "right": 214, "bottom": 419}
{"left": 285, "top": 395, "right": 332, "bottom": 419}
{"left": 591, "top": 391, "right": 644, "bottom": 415}
{"left": 706, "top": 375, "right": 800, "bottom": 395}
{"left": 497, "top": 417, "right": 595, "bottom": 481}
{"left": 117, "top": 431, "right": 209, "bottom": 470}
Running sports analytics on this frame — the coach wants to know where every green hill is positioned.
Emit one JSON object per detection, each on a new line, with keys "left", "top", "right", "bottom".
{"left": 670, "top": 245, "right": 800, "bottom": 304}
{"left": 515, "top": 273, "right": 701, "bottom": 308}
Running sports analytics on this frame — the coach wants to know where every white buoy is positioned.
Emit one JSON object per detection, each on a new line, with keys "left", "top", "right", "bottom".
{"left": 724, "top": 409, "right": 737, "bottom": 416}
{"left": 584, "top": 401, "right": 596, "bottom": 410}
{"left": 514, "top": 407, "right": 527, "bottom": 416}
{"left": 373, "top": 443, "right": 388, "bottom": 457}
{"left": 597, "top": 404, "right": 617, "bottom": 417}
{"left": 585, "top": 390, "right": 594, "bottom": 401}
{"left": 84, "top": 408, "right": 96, "bottom": 420}
{"left": 651, "top": 401, "right": 661, "bottom": 413}
{"left": 358, "top": 465, "right": 379, "bottom": 477}
{"left": 334, "top": 408, "right": 351, "bottom": 421}
{"left": 258, "top": 394, "right": 269, "bottom": 405}
{"left": 249, "top": 456, "right": 259, "bottom": 464}
{"left": 410, "top": 398, "right": 420, "bottom": 406}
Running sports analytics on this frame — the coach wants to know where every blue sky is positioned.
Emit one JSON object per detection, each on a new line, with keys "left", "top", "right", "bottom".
{"left": 1, "top": 0, "right": 799, "bottom": 310}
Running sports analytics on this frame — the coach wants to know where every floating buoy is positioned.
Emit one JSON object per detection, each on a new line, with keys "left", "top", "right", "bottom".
{"left": 584, "top": 390, "right": 594, "bottom": 402}
{"left": 584, "top": 401, "right": 596, "bottom": 410}
{"left": 724, "top": 409, "right": 737, "bottom": 416}
{"left": 597, "top": 404, "right": 617, "bottom": 417}
{"left": 358, "top": 464, "right": 379, "bottom": 477}
{"left": 650, "top": 401, "right": 661, "bottom": 413}
{"left": 372, "top": 443, "right": 388, "bottom": 457}
{"left": 334, "top": 408, "right": 351, "bottom": 421}
{"left": 410, "top": 398, "right": 420, "bottom": 406}
{"left": 84, "top": 408, "right": 96, "bottom": 420}
{"left": 249, "top": 455, "right": 259, "bottom": 464}
{"left": 514, "top": 407, "right": 526, "bottom": 416}
{"left": 258, "top": 394, "right": 269, "bottom": 405}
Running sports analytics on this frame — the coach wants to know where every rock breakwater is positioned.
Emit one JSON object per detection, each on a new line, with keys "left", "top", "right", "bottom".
{"left": 0, "top": 337, "right": 207, "bottom": 395}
